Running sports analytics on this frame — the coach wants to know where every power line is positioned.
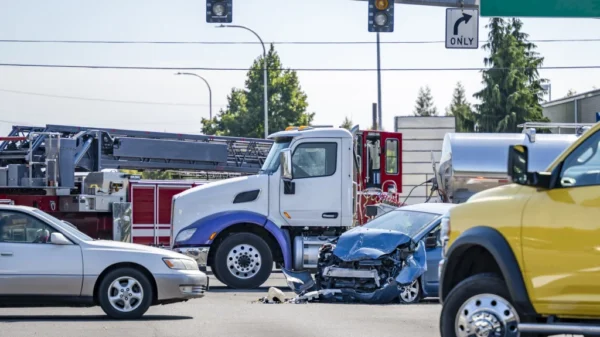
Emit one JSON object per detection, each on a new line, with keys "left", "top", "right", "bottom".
{"left": 0, "top": 38, "right": 598, "bottom": 45}
{"left": 0, "top": 63, "right": 598, "bottom": 72}
{"left": 0, "top": 88, "right": 225, "bottom": 107}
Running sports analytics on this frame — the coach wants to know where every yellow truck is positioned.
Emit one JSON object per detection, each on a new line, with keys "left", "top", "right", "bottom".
{"left": 438, "top": 122, "right": 600, "bottom": 337}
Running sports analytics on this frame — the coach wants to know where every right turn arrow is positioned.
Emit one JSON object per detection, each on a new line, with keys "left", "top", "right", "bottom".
{"left": 453, "top": 13, "right": 472, "bottom": 35}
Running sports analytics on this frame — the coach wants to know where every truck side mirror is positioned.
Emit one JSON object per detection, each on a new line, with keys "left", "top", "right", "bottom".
{"left": 279, "top": 149, "right": 293, "bottom": 181}
{"left": 507, "top": 145, "right": 529, "bottom": 185}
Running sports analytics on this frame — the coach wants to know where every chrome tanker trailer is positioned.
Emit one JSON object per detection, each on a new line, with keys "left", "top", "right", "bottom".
{"left": 436, "top": 122, "right": 594, "bottom": 204}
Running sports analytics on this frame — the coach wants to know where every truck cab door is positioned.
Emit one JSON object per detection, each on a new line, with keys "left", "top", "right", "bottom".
{"left": 379, "top": 132, "right": 402, "bottom": 194}
{"left": 520, "top": 129, "right": 600, "bottom": 316}
{"left": 279, "top": 138, "right": 343, "bottom": 227}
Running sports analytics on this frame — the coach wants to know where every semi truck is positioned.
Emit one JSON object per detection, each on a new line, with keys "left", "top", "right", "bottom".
{"left": 170, "top": 125, "right": 406, "bottom": 289}
{"left": 0, "top": 124, "right": 272, "bottom": 244}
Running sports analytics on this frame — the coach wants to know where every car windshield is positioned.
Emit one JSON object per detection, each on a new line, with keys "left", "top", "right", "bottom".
{"left": 260, "top": 137, "right": 292, "bottom": 174}
{"left": 32, "top": 208, "right": 94, "bottom": 242}
{"left": 361, "top": 209, "right": 440, "bottom": 238}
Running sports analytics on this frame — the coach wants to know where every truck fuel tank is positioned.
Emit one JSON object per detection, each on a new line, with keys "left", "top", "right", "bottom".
{"left": 437, "top": 130, "right": 580, "bottom": 203}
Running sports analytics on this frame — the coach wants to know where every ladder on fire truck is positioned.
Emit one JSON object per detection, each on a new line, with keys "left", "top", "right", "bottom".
{"left": 0, "top": 124, "right": 273, "bottom": 188}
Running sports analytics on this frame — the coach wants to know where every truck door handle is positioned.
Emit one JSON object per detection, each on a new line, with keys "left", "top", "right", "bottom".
{"left": 1, "top": 252, "right": 13, "bottom": 257}
{"left": 322, "top": 212, "right": 338, "bottom": 219}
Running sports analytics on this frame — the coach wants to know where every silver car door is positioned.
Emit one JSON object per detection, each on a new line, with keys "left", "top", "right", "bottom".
{"left": 0, "top": 210, "right": 83, "bottom": 296}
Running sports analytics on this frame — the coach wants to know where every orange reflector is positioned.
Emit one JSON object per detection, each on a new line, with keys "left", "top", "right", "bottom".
{"left": 209, "top": 232, "right": 217, "bottom": 240}
{"left": 283, "top": 212, "right": 291, "bottom": 219}
{"left": 164, "top": 260, "right": 175, "bottom": 268}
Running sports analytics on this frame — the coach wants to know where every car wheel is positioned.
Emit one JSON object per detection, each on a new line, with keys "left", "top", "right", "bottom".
{"left": 440, "top": 273, "right": 540, "bottom": 337}
{"left": 97, "top": 267, "right": 153, "bottom": 319}
{"left": 213, "top": 232, "right": 273, "bottom": 289}
{"left": 399, "top": 278, "right": 422, "bottom": 304}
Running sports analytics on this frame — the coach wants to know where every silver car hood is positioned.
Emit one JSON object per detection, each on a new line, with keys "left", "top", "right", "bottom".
{"left": 83, "top": 240, "right": 190, "bottom": 259}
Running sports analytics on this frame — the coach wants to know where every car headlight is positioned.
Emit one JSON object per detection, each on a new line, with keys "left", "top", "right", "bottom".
{"left": 163, "top": 258, "right": 198, "bottom": 270}
{"left": 175, "top": 228, "right": 196, "bottom": 242}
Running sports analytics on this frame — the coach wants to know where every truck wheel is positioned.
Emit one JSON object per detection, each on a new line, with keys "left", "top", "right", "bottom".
{"left": 209, "top": 263, "right": 225, "bottom": 284}
{"left": 213, "top": 232, "right": 273, "bottom": 289}
{"left": 440, "top": 273, "right": 537, "bottom": 337}
{"left": 399, "top": 278, "right": 422, "bottom": 304}
{"left": 97, "top": 267, "right": 153, "bottom": 319}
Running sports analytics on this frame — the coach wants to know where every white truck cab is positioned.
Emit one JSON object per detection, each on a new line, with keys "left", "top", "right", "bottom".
{"left": 171, "top": 126, "right": 400, "bottom": 288}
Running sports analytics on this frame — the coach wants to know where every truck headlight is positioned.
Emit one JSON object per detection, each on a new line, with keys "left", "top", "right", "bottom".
{"left": 163, "top": 258, "right": 198, "bottom": 270}
{"left": 175, "top": 228, "right": 196, "bottom": 242}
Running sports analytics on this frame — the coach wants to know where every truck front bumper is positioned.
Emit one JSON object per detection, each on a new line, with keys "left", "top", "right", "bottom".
{"left": 173, "top": 246, "right": 210, "bottom": 270}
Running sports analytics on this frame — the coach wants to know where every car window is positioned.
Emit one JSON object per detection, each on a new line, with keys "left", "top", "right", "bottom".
{"left": 361, "top": 210, "right": 439, "bottom": 237}
{"left": 560, "top": 130, "right": 600, "bottom": 188}
{"left": 0, "top": 211, "right": 57, "bottom": 244}
{"left": 292, "top": 142, "right": 337, "bottom": 178}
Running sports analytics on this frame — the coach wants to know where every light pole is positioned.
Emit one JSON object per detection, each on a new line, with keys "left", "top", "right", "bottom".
{"left": 542, "top": 83, "right": 552, "bottom": 101}
{"left": 217, "top": 24, "right": 269, "bottom": 138}
{"left": 175, "top": 72, "right": 213, "bottom": 120}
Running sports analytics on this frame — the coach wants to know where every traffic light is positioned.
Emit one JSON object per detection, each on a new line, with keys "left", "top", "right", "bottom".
{"left": 368, "top": 0, "right": 394, "bottom": 33}
{"left": 206, "top": 0, "right": 233, "bottom": 23}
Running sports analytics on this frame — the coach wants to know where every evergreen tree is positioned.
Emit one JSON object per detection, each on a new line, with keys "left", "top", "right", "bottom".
{"left": 202, "top": 44, "right": 315, "bottom": 138}
{"left": 565, "top": 89, "right": 577, "bottom": 97}
{"left": 413, "top": 86, "right": 438, "bottom": 116}
{"left": 340, "top": 116, "right": 353, "bottom": 130}
{"left": 446, "top": 82, "right": 476, "bottom": 132}
{"left": 473, "top": 18, "right": 550, "bottom": 133}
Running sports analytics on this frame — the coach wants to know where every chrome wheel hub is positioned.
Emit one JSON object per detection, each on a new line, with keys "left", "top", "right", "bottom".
{"left": 107, "top": 276, "right": 144, "bottom": 312}
{"left": 227, "top": 244, "right": 262, "bottom": 279}
{"left": 400, "top": 279, "right": 420, "bottom": 303}
{"left": 455, "top": 294, "right": 519, "bottom": 337}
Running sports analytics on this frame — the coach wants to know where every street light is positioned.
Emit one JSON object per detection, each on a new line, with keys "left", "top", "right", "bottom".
{"left": 217, "top": 24, "right": 269, "bottom": 139}
{"left": 175, "top": 72, "right": 213, "bottom": 120}
{"left": 541, "top": 83, "right": 552, "bottom": 101}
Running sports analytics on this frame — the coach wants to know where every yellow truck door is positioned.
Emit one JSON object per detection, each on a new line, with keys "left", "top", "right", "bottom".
{"left": 521, "top": 129, "right": 600, "bottom": 317}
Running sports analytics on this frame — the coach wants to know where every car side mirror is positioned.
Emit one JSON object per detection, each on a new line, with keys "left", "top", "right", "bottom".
{"left": 51, "top": 232, "right": 72, "bottom": 245}
{"left": 425, "top": 235, "right": 438, "bottom": 249}
{"left": 279, "top": 149, "right": 293, "bottom": 181}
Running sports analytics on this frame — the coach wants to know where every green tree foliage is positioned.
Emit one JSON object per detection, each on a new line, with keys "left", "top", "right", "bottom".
{"left": 565, "top": 89, "right": 577, "bottom": 97}
{"left": 473, "top": 18, "right": 550, "bottom": 133}
{"left": 413, "top": 86, "right": 438, "bottom": 116}
{"left": 446, "top": 82, "right": 476, "bottom": 132}
{"left": 340, "top": 116, "right": 353, "bottom": 130}
{"left": 202, "top": 44, "right": 315, "bottom": 138}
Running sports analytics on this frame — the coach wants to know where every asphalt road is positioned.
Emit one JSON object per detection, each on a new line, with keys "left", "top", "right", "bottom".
{"left": 0, "top": 272, "right": 443, "bottom": 337}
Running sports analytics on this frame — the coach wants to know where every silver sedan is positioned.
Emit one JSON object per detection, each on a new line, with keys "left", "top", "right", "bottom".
{"left": 0, "top": 205, "right": 209, "bottom": 319}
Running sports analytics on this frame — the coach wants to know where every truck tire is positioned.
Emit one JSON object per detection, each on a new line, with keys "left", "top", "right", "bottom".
{"left": 212, "top": 232, "right": 273, "bottom": 289}
{"left": 97, "top": 267, "right": 153, "bottom": 319}
{"left": 440, "top": 273, "right": 540, "bottom": 337}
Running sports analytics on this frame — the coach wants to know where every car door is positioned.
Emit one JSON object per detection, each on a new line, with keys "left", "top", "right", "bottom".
{"left": 279, "top": 138, "right": 343, "bottom": 227}
{"left": 0, "top": 210, "right": 83, "bottom": 296}
{"left": 521, "top": 129, "right": 600, "bottom": 316}
{"left": 421, "top": 224, "right": 442, "bottom": 296}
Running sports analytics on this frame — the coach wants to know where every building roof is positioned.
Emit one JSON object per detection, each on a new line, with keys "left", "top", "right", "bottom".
{"left": 542, "top": 88, "right": 600, "bottom": 108}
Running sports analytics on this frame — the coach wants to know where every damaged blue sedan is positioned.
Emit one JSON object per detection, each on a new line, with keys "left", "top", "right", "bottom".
{"left": 282, "top": 203, "right": 456, "bottom": 304}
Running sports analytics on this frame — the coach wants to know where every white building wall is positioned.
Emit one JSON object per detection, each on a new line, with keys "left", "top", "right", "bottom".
{"left": 394, "top": 116, "right": 456, "bottom": 205}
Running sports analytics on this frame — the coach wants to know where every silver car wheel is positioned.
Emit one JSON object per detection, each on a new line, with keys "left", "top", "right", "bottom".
{"left": 455, "top": 293, "right": 520, "bottom": 337}
{"left": 226, "top": 243, "right": 262, "bottom": 280}
{"left": 107, "top": 276, "right": 144, "bottom": 313}
{"left": 400, "top": 279, "right": 420, "bottom": 303}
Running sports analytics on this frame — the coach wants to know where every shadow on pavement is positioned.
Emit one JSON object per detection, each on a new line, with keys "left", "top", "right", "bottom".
{"left": 0, "top": 315, "right": 193, "bottom": 323}
{"left": 208, "top": 286, "right": 291, "bottom": 293}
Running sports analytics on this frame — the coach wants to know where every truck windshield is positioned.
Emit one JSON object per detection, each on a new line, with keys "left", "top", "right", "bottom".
{"left": 260, "top": 138, "right": 292, "bottom": 174}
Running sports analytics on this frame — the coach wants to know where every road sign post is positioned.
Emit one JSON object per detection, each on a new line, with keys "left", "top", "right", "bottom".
{"left": 445, "top": 8, "right": 479, "bottom": 49}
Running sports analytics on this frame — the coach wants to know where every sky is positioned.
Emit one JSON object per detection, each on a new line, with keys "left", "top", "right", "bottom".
{"left": 0, "top": 0, "right": 599, "bottom": 138}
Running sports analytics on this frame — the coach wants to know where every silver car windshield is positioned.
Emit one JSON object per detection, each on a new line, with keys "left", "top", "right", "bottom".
{"left": 32, "top": 209, "right": 94, "bottom": 241}
{"left": 361, "top": 210, "right": 439, "bottom": 237}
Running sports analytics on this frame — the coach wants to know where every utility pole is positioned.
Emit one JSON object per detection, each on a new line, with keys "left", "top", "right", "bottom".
{"left": 376, "top": 33, "right": 383, "bottom": 130}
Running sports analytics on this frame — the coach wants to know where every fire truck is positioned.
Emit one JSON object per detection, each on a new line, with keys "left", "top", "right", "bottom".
{"left": 0, "top": 124, "right": 272, "bottom": 245}
{"left": 0, "top": 124, "right": 403, "bottom": 253}
{"left": 170, "top": 125, "right": 405, "bottom": 289}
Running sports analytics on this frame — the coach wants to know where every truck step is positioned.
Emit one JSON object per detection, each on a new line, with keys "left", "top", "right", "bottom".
{"left": 519, "top": 322, "right": 600, "bottom": 335}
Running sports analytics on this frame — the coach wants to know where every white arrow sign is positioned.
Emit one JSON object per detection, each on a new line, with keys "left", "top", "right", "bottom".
{"left": 445, "top": 8, "right": 479, "bottom": 49}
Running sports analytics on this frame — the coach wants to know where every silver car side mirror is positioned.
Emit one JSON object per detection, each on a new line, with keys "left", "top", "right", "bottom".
{"left": 51, "top": 232, "right": 72, "bottom": 245}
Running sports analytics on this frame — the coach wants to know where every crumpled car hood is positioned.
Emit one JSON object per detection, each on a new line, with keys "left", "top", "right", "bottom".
{"left": 332, "top": 227, "right": 412, "bottom": 261}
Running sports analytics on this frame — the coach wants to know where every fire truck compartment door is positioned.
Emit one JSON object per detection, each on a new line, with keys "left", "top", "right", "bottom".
{"left": 279, "top": 138, "right": 343, "bottom": 227}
